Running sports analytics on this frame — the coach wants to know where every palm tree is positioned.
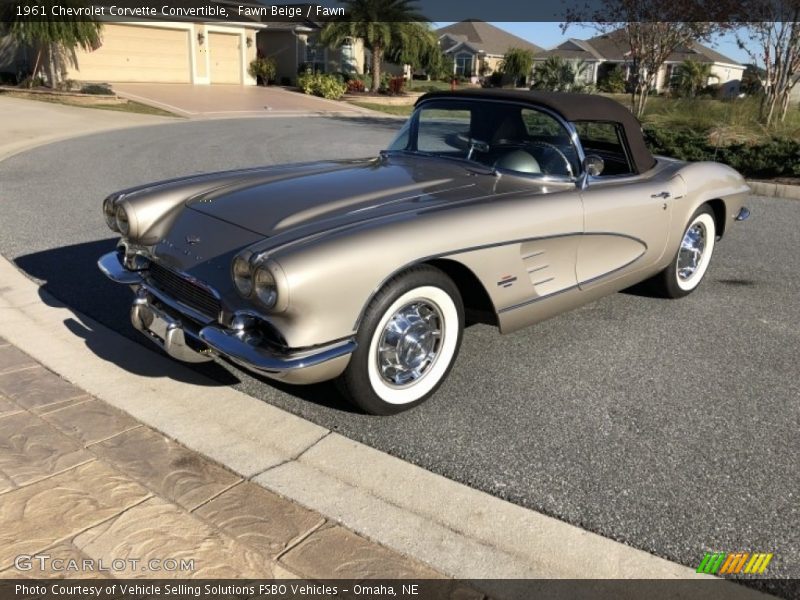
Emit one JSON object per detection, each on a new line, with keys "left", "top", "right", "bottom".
{"left": 320, "top": 0, "right": 430, "bottom": 92}
{"left": 673, "top": 60, "right": 719, "bottom": 98}
{"left": 499, "top": 47, "right": 535, "bottom": 87}
{"left": 5, "top": 0, "right": 103, "bottom": 87}
{"left": 531, "top": 56, "right": 590, "bottom": 92}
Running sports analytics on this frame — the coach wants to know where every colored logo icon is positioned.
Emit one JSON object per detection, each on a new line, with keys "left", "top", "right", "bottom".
{"left": 697, "top": 552, "right": 773, "bottom": 575}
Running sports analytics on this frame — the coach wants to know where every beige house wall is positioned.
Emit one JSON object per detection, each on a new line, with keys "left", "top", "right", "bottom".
{"left": 710, "top": 63, "right": 745, "bottom": 85}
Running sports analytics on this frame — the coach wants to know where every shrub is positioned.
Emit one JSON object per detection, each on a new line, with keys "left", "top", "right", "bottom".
{"left": 80, "top": 83, "right": 114, "bottom": 95}
{"left": 389, "top": 76, "right": 405, "bottom": 95}
{"left": 248, "top": 57, "right": 276, "bottom": 86}
{"left": 55, "top": 79, "right": 79, "bottom": 92}
{"left": 597, "top": 66, "right": 627, "bottom": 93}
{"left": 17, "top": 74, "right": 45, "bottom": 89}
{"left": 346, "top": 78, "right": 365, "bottom": 93}
{"left": 297, "top": 71, "right": 347, "bottom": 100}
{"left": 644, "top": 125, "right": 800, "bottom": 178}
{"left": 378, "top": 74, "right": 405, "bottom": 95}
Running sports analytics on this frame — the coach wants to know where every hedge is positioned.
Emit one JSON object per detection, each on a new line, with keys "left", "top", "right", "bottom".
{"left": 644, "top": 125, "right": 800, "bottom": 179}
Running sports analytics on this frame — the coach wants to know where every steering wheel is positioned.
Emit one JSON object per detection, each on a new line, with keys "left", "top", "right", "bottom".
{"left": 522, "top": 141, "right": 573, "bottom": 176}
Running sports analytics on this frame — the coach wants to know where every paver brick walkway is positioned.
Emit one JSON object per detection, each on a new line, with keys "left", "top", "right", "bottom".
{"left": 0, "top": 338, "right": 457, "bottom": 583}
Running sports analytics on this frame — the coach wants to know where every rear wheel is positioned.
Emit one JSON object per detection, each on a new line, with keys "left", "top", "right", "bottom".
{"left": 649, "top": 205, "right": 717, "bottom": 298}
{"left": 337, "top": 266, "right": 463, "bottom": 415}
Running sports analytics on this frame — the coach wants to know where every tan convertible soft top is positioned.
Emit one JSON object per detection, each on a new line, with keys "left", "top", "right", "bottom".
{"left": 417, "top": 89, "right": 657, "bottom": 174}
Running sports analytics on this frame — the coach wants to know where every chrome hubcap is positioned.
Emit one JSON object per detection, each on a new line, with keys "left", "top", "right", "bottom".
{"left": 677, "top": 222, "right": 706, "bottom": 280}
{"left": 378, "top": 301, "right": 443, "bottom": 386}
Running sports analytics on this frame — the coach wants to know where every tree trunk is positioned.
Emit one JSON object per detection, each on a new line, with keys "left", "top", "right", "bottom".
{"left": 761, "top": 89, "right": 778, "bottom": 127}
{"left": 635, "top": 82, "right": 650, "bottom": 118}
{"left": 45, "top": 43, "right": 58, "bottom": 88}
{"left": 779, "top": 87, "right": 793, "bottom": 123}
{"left": 371, "top": 45, "right": 382, "bottom": 92}
{"left": 29, "top": 45, "right": 44, "bottom": 87}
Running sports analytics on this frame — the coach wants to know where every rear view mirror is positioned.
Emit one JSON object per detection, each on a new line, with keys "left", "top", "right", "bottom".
{"left": 583, "top": 155, "right": 605, "bottom": 177}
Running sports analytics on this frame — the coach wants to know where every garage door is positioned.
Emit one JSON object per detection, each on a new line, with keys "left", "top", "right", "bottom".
{"left": 72, "top": 24, "right": 191, "bottom": 83}
{"left": 209, "top": 33, "right": 242, "bottom": 84}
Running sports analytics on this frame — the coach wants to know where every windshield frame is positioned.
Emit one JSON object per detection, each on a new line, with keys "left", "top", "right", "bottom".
{"left": 387, "top": 97, "right": 587, "bottom": 183}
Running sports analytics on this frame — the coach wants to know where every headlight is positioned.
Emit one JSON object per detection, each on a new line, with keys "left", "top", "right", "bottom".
{"left": 232, "top": 256, "right": 253, "bottom": 297}
{"left": 115, "top": 205, "right": 130, "bottom": 236}
{"left": 103, "top": 197, "right": 118, "bottom": 231}
{"left": 254, "top": 265, "right": 278, "bottom": 308}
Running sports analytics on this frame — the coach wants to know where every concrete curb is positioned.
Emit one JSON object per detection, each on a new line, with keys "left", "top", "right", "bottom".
{"left": 746, "top": 180, "right": 800, "bottom": 200}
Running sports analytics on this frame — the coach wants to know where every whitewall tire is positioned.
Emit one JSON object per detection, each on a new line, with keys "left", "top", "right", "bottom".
{"left": 338, "top": 266, "right": 464, "bottom": 415}
{"left": 649, "top": 205, "right": 717, "bottom": 298}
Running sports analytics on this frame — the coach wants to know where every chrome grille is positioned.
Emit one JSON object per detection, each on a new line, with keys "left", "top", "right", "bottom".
{"left": 147, "top": 262, "right": 221, "bottom": 320}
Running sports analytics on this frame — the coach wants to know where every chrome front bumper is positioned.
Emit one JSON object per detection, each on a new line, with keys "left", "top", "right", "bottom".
{"left": 98, "top": 251, "right": 355, "bottom": 383}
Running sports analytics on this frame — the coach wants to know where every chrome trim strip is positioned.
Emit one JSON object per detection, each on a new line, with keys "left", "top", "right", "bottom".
{"left": 199, "top": 326, "right": 356, "bottom": 373}
{"left": 498, "top": 249, "right": 647, "bottom": 314}
{"left": 353, "top": 231, "right": 648, "bottom": 329}
{"left": 142, "top": 283, "right": 216, "bottom": 326}
{"left": 98, "top": 251, "right": 143, "bottom": 285}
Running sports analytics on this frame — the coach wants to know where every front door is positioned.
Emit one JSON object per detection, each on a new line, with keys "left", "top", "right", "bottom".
{"left": 577, "top": 175, "right": 685, "bottom": 288}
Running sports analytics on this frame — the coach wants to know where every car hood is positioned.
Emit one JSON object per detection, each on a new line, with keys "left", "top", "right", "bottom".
{"left": 184, "top": 154, "right": 497, "bottom": 237}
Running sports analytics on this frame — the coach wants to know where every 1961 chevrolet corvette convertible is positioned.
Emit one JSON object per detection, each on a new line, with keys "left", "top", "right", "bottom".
{"left": 98, "top": 90, "right": 750, "bottom": 414}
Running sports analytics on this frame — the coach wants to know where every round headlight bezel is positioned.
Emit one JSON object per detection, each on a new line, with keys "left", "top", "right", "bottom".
{"left": 232, "top": 256, "right": 253, "bottom": 297}
{"left": 103, "top": 197, "right": 119, "bottom": 231}
{"left": 253, "top": 265, "right": 278, "bottom": 309}
{"left": 115, "top": 204, "right": 130, "bottom": 236}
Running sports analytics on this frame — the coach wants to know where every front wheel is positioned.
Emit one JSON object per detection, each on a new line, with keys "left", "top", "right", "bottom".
{"left": 649, "top": 205, "right": 717, "bottom": 298}
{"left": 337, "top": 266, "right": 464, "bottom": 415}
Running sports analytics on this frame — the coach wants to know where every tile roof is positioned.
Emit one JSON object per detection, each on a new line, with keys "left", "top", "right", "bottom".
{"left": 436, "top": 20, "right": 543, "bottom": 56}
{"left": 537, "top": 29, "right": 741, "bottom": 66}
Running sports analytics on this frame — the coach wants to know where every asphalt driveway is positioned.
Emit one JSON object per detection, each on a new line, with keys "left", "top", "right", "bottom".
{"left": 0, "top": 116, "right": 797, "bottom": 582}
{"left": 114, "top": 83, "right": 367, "bottom": 118}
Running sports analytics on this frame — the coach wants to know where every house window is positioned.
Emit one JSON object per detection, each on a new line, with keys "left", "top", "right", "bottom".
{"left": 454, "top": 53, "right": 473, "bottom": 77}
{"left": 304, "top": 36, "right": 326, "bottom": 73}
{"left": 340, "top": 40, "right": 357, "bottom": 74}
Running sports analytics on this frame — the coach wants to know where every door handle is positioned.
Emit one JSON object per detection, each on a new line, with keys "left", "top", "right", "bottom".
{"left": 651, "top": 191, "right": 671, "bottom": 199}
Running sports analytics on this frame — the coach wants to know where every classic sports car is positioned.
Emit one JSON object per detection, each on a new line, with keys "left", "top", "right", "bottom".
{"left": 98, "top": 90, "right": 750, "bottom": 415}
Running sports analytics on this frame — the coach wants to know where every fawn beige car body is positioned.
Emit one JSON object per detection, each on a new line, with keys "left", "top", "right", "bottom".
{"left": 99, "top": 90, "right": 750, "bottom": 414}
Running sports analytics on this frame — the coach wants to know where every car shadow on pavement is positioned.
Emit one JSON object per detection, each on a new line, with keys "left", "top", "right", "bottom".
{"left": 14, "top": 238, "right": 357, "bottom": 412}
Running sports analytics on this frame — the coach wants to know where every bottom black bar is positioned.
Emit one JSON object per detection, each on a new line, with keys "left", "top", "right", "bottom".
{"left": 0, "top": 579, "right": 798, "bottom": 600}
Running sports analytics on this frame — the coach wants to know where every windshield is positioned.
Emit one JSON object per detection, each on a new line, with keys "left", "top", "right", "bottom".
{"left": 387, "top": 99, "right": 580, "bottom": 178}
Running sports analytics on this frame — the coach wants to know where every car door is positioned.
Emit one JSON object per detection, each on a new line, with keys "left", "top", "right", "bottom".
{"left": 572, "top": 121, "right": 683, "bottom": 289}
{"left": 577, "top": 174, "right": 685, "bottom": 288}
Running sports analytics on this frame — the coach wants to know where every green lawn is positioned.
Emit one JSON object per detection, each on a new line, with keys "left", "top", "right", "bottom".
{"left": 405, "top": 80, "right": 457, "bottom": 93}
{"left": 0, "top": 89, "right": 179, "bottom": 117}
{"left": 350, "top": 101, "right": 414, "bottom": 116}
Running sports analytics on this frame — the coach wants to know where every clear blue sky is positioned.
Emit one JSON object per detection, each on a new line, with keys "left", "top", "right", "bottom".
{"left": 433, "top": 23, "right": 753, "bottom": 66}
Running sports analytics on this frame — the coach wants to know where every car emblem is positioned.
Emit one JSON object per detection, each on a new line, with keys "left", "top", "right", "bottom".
{"left": 185, "top": 235, "right": 201, "bottom": 245}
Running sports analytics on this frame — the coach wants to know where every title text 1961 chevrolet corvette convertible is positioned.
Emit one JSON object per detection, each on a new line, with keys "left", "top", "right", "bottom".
{"left": 98, "top": 90, "right": 751, "bottom": 414}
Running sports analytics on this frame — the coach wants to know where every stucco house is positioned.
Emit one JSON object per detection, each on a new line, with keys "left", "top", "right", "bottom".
{"left": 535, "top": 29, "right": 745, "bottom": 96}
{"left": 436, "top": 21, "right": 543, "bottom": 79}
{"left": 1, "top": 13, "right": 264, "bottom": 86}
{"left": 256, "top": 20, "right": 367, "bottom": 85}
